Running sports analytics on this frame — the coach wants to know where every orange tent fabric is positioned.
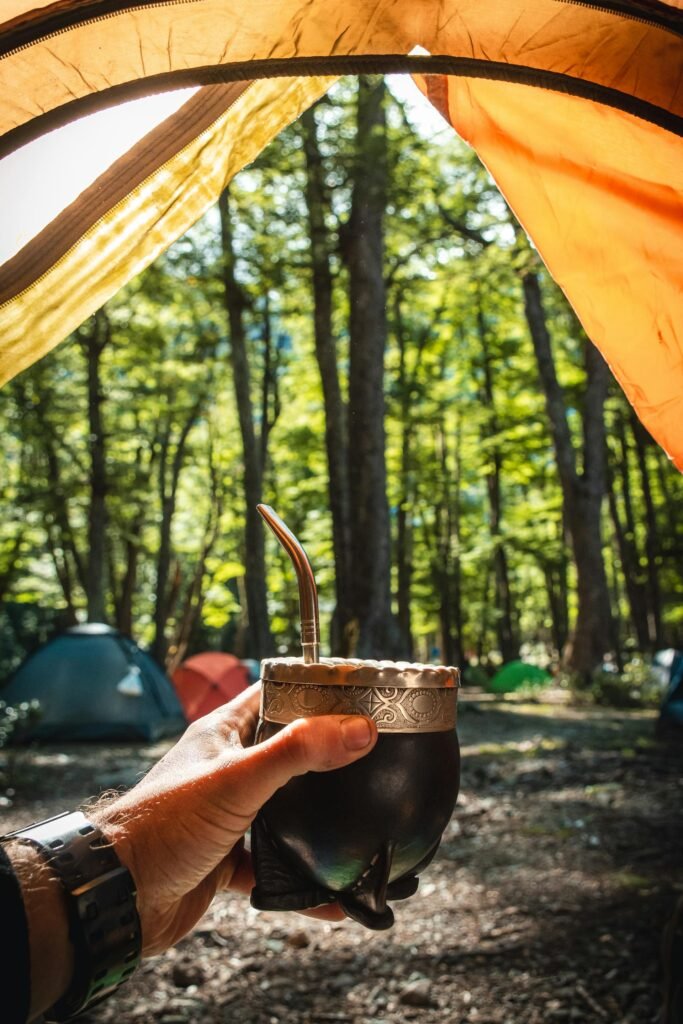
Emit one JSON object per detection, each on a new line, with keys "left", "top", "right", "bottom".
{"left": 172, "top": 652, "right": 250, "bottom": 723}
{"left": 413, "top": 73, "right": 683, "bottom": 469}
{"left": 0, "top": 1, "right": 681, "bottom": 466}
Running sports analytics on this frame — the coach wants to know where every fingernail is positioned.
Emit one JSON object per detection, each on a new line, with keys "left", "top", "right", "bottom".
{"left": 340, "top": 716, "right": 373, "bottom": 750}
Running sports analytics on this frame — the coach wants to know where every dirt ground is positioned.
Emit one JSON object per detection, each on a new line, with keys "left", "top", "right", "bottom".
{"left": 1, "top": 692, "right": 681, "bottom": 1024}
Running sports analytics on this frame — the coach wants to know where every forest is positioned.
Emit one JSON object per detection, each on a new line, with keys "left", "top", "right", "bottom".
{"left": 1, "top": 75, "right": 682, "bottom": 691}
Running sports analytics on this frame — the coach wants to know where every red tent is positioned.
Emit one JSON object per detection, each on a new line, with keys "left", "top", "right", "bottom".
{"left": 172, "top": 652, "right": 250, "bottom": 723}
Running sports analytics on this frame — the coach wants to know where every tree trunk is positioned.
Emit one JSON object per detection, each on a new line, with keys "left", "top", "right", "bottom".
{"left": 436, "top": 419, "right": 463, "bottom": 668}
{"left": 477, "top": 304, "right": 518, "bottom": 662}
{"left": 344, "top": 76, "right": 406, "bottom": 659}
{"left": 111, "top": 438, "right": 151, "bottom": 637}
{"left": 555, "top": 513, "right": 570, "bottom": 654}
{"left": 301, "top": 103, "right": 353, "bottom": 654}
{"left": 654, "top": 446, "right": 679, "bottom": 545}
{"left": 115, "top": 536, "right": 139, "bottom": 637}
{"left": 0, "top": 533, "right": 23, "bottom": 606}
{"left": 543, "top": 561, "right": 567, "bottom": 657}
{"left": 450, "top": 407, "right": 465, "bottom": 667}
{"left": 607, "top": 533, "right": 625, "bottom": 671}
{"left": 394, "top": 295, "right": 414, "bottom": 658}
{"left": 167, "top": 433, "right": 224, "bottom": 673}
{"left": 218, "top": 188, "right": 274, "bottom": 659}
{"left": 606, "top": 442, "right": 650, "bottom": 650}
{"left": 396, "top": 443, "right": 414, "bottom": 658}
{"left": 166, "top": 534, "right": 213, "bottom": 676}
{"left": 476, "top": 565, "right": 492, "bottom": 665}
{"left": 630, "top": 413, "right": 663, "bottom": 647}
{"left": 520, "top": 265, "right": 613, "bottom": 677}
{"left": 151, "top": 400, "right": 201, "bottom": 664}
{"left": 392, "top": 291, "right": 448, "bottom": 660}
{"left": 259, "top": 292, "right": 282, "bottom": 472}
{"left": 80, "top": 310, "right": 110, "bottom": 623}
{"left": 45, "top": 527, "right": 79, "bottom": 623}
{"left": 13, "top": 378, "right": 87, "bottom": 600}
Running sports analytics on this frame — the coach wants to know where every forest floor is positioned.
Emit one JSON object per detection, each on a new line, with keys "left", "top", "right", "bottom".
{"left": 1, "top": 691, "right": 681, "bottom": 1024}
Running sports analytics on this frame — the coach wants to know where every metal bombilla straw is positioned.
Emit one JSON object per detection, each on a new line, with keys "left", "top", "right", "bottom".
{"left": 256, "top": 504, "right": 320, "bottom": 664}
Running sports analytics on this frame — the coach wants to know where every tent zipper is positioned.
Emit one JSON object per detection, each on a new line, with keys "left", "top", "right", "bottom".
{"left": 0, "top": 0, "right": 678, "bottom": 61}
{"left": 0, "top": 1, "right": 197, "bottom": 59}
{"left": 558, "top": 0, "right": 681, "bottom": 36}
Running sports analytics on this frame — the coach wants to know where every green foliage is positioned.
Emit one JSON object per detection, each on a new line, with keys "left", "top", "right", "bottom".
{"left": 462, "top": 663, "right": 490, "bottom": 688}
{"left": 0, "top": 699, "right": 41, "bottom": 749}
{"left": 563, "top": 658, "right": 663, "bottom": 709}
{"left": 0, "top": 602, "right": 67, "bottom": 683}
{"left": 0, "top": 76, "right": 681, "bottom": 670}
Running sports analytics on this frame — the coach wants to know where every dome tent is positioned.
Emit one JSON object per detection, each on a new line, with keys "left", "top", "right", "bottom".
{"left": 489, "top": 660, "right": 552, "bottom": 694}
{"left": 0, "top": 3, "right": 681, "bottom": 470}
{"left": 658, "top": 650, "right": 683, "bottom": 735}
{"left": 1, "top": 624, "right": 186, "bottom": 742}
{"left": 172, "top": 652, "right": 249, "bottom": 723}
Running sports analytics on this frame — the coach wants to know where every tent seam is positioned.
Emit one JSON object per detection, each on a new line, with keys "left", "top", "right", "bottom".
{"left": 0, "top": 83, "right": 251, "bottom": 311}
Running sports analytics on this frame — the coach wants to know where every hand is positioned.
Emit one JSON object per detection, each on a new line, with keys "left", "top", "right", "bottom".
{"left": 93, "top": 684, "right": 378, "bottom": 956}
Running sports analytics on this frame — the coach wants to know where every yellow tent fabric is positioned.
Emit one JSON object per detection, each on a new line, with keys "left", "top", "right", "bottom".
{"left": 0, "top": 1, "right": 681, "bottom": 466}
{"left": 0, "top": 76, "right": 335, "bottom": 382}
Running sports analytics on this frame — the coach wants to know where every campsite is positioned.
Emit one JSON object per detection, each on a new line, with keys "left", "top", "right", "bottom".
{"left": 1, "top": 691, "right": 680, "bottom": 1024}
{"left": 1, "top": 2, "right": 682, "bottom": 1023}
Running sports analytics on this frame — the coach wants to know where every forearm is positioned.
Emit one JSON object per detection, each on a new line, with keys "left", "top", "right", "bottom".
{"left": 6, "top": 841, "right": 74, "bottom": 1022}
{"left": 0, "top": 694, "right": 376, "bottom": 1021}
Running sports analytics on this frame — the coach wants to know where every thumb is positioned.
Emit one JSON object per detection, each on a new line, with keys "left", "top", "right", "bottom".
{"left": 236, "top": 715, "right": 378, "bottom": 813}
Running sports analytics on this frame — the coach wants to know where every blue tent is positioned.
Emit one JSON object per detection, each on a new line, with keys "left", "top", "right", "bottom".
{"left": 1, "top": 623, "right": 186, "bottom": 742}
{"left": 658, "top": 651, "right": 683, "bottom": 735}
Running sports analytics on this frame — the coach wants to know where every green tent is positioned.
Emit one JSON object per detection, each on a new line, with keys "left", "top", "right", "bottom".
{"left": 489, "top": 661, "right": 551, "bottom": 694}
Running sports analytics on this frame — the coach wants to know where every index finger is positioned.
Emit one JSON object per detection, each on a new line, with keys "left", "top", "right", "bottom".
{"left": 197, "top": 681, "right": 262, "bottom": 749}
{"left": 227, "top": 682, "right": 262, "bottom": 747}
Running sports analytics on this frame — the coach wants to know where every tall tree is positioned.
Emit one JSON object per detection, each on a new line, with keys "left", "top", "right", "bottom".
{"left": 519, "top": 248, "right": 614, "bottom": 677}
{"left": 10, "top": 359, "right": 86, "bottom": 620}
{"left": 606, "top": 406, "right": 651, "bottom": 649}
{"left": 150, "top": 394, "right": 203, "bottom": 664}
{"left": 76, "top": 309, "right": 111, "bottom": 623}
{"left": 392, "top": 293, "right": 417, "bottom": 658}
{"left": 301, "top": 105, "right": 352, "bottom": 655}
{"left": 343, "top": 76, "right": 406, "bottom": 658}
{"left": 475, "top": 298, "right": 519, "bottom": 662}
{"left": 218, "top": 188, "right": 274, "bottom": 659}
{"left": 427, "top": 408, "right": 465, "bottom": 667}
{"left": 301, "top": 102, "right": 353, "bottom": 653}
{"left": 630, "top": 411, "right": 664, "bottom": 647}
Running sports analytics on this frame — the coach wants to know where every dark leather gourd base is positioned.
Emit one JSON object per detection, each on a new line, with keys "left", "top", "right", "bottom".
{"left": 250, "top": 723, "right": 460, "bottom": 931}
{"left": 250, "top": 814, "right": 442, "bottom": 931}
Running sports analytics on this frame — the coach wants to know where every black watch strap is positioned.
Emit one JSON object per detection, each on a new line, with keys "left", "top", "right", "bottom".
{"left": 2, "top": 810, "right": 141, "bottom": 1021}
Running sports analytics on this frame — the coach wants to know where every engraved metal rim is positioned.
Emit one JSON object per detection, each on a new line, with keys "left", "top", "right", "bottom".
{"left": 260, "top": 680, "right": 458, "bottom": 733}
{"left": 260, "top": 657, "right": 460, "bottom": 689}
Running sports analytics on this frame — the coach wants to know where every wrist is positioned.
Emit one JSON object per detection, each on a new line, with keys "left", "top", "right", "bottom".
{"left": 88, "top": 804, "right": 134, "bottom": 877}
{"left": 3, "top": 811, "right": 141, "bottom": 1021}
{"left": 6, "top": 840, "right": 74, "bottom": 1021}
{"left": 87, "top": 801, "right": 146, "bottom": 944}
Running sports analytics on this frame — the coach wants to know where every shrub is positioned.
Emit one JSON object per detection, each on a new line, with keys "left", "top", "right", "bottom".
{"left": 564, "top": 658, "right": 662, "bottom": 709}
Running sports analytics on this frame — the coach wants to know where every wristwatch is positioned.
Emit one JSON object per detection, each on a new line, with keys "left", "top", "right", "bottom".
{"left": 1, "top": 810, "right": 141, "bottom": 1021}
